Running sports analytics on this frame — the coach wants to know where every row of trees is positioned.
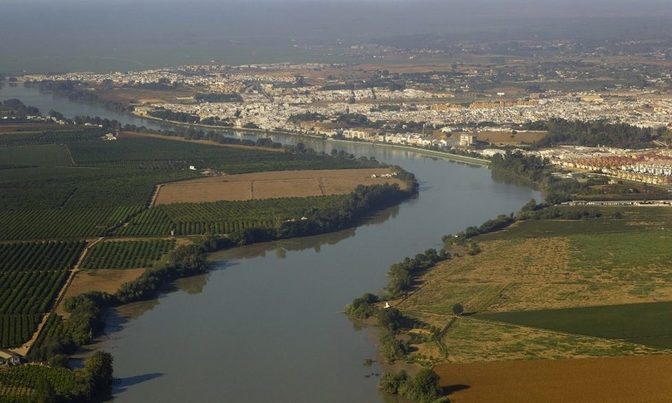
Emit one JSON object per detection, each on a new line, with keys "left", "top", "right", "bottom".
{"left": 0, "top": 98, "right": 40, "bottom": 118}
{"left": 194, "top": 92, "right": 243, "bottom": 102}
{"left": 27, "top": 80, "right": 130, "bottom": 112}
{"left": 386, "top": 249, "right": 449, "bottom": 297}
{"left": 530, "top": 118, "right": 666, "bottom": 149}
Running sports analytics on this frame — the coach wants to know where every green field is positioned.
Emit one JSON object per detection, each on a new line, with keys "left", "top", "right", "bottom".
{"left": 0, "top": 364, "right": 86, "bottom": 402}
{"left": 0, "top": 144, "right": 72, "bottom": 167}
{"left": 393, "top": 205, "right": 672, "bottom": 363}
{"left": 480, "top": 207, "right": 672, "bottom": 241}
{"left": 477, "top": 301, "right": 672, "bottom": 349}
{"left": 81, "top": 239, "right": 176, "bottom": 269}
{"left": 67, "top": 136, "right": 376, "bottom": 173}
{"left": 0, "top": 241, "right": 85, "bottom": 272}
{"left": 0, "top": 206, "right": 142, "bottom": 240}
{"left": 117, "top": 195, "right": 348, "bottom": 236}
{"left": 0, "top": 128, "right": 392, "bottom": 355}
{"left": 0, "top": 128, "right": 103, "bottom": 147}
{"left": 571, "top": 230, "right": 672, "bottom": 271}
{"left": 0, "top": 241, "right": 85, "bottom": 348}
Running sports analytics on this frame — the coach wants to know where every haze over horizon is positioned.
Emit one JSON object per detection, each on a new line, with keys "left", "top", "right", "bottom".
{"left": 1, "top": 0, "right": 671, "bottom": 73}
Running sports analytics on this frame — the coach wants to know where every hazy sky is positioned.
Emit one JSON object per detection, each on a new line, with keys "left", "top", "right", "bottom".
{"left": 1, "top": 0, "right": 670, "bottom": 73}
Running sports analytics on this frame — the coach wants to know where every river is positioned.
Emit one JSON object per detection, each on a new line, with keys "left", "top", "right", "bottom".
{"left": 0, "top": 85, "right": 539, "bottom": 402}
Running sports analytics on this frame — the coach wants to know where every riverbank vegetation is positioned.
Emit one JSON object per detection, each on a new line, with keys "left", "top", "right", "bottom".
{"left": 0, "top": 107, "right": 418, "bottom": 402}
{"left": 0, "top": 351, "right": 113, "bottom": 402}
{"left": 347, "top": 199, "right": 672, "bottom": 401}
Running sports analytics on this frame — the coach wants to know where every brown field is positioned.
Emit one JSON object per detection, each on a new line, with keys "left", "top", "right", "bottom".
{"left": 96, "top": 88, "right": 196, "bottom": 104}
{"left": 435, "top": 355, "right": 672, "bottom": 403}
{"left": 56, "top": 269, "right": 145, "bottom": 315}
{"left": 475, "top": 130, "right": 547, "bottom": 145}
{"left": 153, "top": 168, "right": 406, "bottom": 205}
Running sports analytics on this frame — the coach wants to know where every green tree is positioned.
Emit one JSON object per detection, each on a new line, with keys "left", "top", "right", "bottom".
{"left": 403, "top": 368, "right": 442, "bottom": 403}
{"left": 452, "top": 303, "right": 464, "bottom": 316}
{"left": 34, "top": 378, "right": 57, "bottom": 403}
{"left": 85, "top": 351, "right": 114, "bottom": 397}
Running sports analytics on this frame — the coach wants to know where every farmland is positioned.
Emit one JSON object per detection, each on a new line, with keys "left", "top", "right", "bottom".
{"left": 57, "top": 269, "right": 146, "bottom": 313}
{"left": 0, "top": 124, "right": 412, "bottom": 372}
{"left": 0, "top": 271, "right": 68, "bottom": 348}
{"left": 119, "top": 195, "right": 348, "bottom": 236}
{"left": 81, "top": 239, "right": 176, "bottom": 269}
{"left": 0, "top": 144, "right": 72, "bottom": 167}
{"left": 434, "top": 355, "right": 672, "bottom": 403}
{"left": 0, "top": 206, "right": 142, "bottom": 240}
{"left": 153, "top": 168, "right": 407, "bottom": 204}
{"left": 0, "top": 241, "right": 85, "bottom": 348}
{"left": 0, "top": 241, "right": 85, "bottom": 272}
{"left": 0, "top": 364, "right": 90, "bottom": 402}
{"left": 478, "top": 301, "right": 672, "bottom": 349}
{"left": 67, "top": 135, "right": 378, "bottom": 173}
{"left": 387, "top": 205, "right": 672, "bottom": 365}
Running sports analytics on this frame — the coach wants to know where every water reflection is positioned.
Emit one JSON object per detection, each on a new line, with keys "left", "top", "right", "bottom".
{"left": 209, "top": 204, "right": 401, "bottom": 261}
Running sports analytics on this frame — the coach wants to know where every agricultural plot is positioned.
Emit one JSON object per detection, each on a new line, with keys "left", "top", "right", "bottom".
{"left": 0, "top": 241, "right": 85, "bottom": 347}
{"left": 67, "top": 135, "right": 378, "bottom": 173}
{"left": 0, "top": 206, "right": 142, "bottom": 240}
{"left": 0, "top": 144, "right": 73, "bottom": 167}
{"left": 0, "top": 271, "right": 69, "bottom": 315}
{"left": 0, "top": 128, "right": 102, "bottom": 147}
{"left": 0, "top": 316, "right": 42, "bottom": 350}
{"left": 28, "top": 313, "right": 66, "bottom": 359}
{"left": 118, "top": 195, "right": 347, "bottom": 236}
{"left": 477, "top": 301, "right": 672, "bottom": 349}
{"left": 395, "top": 206, "right": 672, "bottom": 362}
{"left": 0, "top": 241, "right": 85, "bottom": 272}
{"left": 436, "top": 317, "right": 663, "bottom": 364}
{"left": 0, "top": 365, "right": 85, "bottom": 401}
{"left": 81, "top": 239, "right": 176, "bottom": 269}
{"left": 153, "top": 168, "right": 405, "bottom": 204}
{"left": 0, "top": 270, "right": 68, "bottom": 348}
{"left": 434, "top": 355, "right": 672, "bottom": 403}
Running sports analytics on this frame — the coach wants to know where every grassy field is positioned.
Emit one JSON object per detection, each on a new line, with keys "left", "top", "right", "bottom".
{"left": 393, "top": 205, "right": 672, "bottom": 363}
{"left": 0, "top": 144, "right": 72, "bottom": 167}
{"left": 478, "top": 301, "right": 672, "bottom": 349}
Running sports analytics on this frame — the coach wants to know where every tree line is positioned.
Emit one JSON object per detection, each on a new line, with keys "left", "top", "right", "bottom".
{"left": 527, "top": 118, "right": 667, "bottom": 149}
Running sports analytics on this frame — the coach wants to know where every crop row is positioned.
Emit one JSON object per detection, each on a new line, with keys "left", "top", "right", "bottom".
{"left": 115, "top": 196, "right": 346, "bottom": 236}
{"left": 67, "top": 136, "right": 376, "bottom": 173}
{"left": 0, "top": 129, "right": 102, "bottom": 147}
{"left": 81, "top": 239, "right": 176, "bottom": 270}
{"left": 0, "top": 364, "right": 82, "bottom": 400}
{"left": 0, "top": 241, "right": 85, "bottom": 272}
{"left": 0, "top": 271, "right": 68, "bottom": 315}
{"left": 0, "top": 206, "right": 141, "bottom": 240}
{"left": 26, "top": 314, "right": 66, "bottom": 361}
{"left": 0, "top": 315, "right": 42, "bottom": 349}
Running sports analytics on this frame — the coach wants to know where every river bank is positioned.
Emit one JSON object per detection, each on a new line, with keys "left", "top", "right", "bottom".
{"left": 0, "top": 84, "right": 539, "bottom": 402}
{"left": 133, "top": 111, "right": 490, "bottom": 166}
